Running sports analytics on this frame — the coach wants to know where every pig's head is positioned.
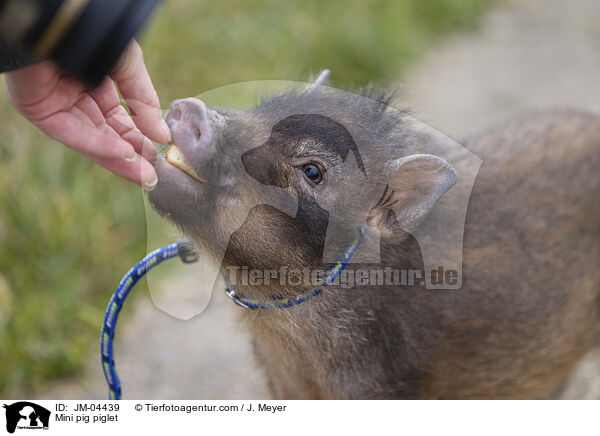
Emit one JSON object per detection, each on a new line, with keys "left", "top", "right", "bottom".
{"left": 149, "top": 86, "right": 458, "bottom": 294}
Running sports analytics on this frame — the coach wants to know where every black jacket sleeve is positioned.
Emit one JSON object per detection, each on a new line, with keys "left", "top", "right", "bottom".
{"left": 0, "top": 39, "right": 35, "bottom": 73}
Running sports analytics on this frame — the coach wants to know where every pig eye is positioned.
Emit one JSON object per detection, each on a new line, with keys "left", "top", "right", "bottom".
{"left": 302, "top": 163, "right": 323, "bottom": 184}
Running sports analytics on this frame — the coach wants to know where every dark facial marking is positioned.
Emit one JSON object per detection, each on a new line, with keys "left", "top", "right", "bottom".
{"left": 241, "top": 113, "right": 367, "bottom": 189}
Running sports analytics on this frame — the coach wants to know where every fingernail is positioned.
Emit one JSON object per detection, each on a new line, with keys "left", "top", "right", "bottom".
{"left": 124, "top": 153, "right": 138, "bottom": 162}
{"left": 160, "top": 119, "right": 172, "bottom": 142}
{"left": 143, "top": 175, "right": 158, "bottom": 191}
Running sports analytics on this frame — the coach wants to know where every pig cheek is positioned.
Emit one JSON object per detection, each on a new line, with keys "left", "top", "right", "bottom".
{"left": 241, "top": 148, "right": 288, "bottom": 188}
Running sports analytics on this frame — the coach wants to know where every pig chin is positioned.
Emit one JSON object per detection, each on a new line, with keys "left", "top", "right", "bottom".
{"left": 149, "top": 156, "right": 211, "bottom": 225}
{"left": 150, "top": 155, "right": 242, "bottom": 247}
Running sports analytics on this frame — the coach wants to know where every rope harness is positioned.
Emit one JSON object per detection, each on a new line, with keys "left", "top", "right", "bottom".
{"left": 101, "top": 228, "right": 366, "bottom": 400}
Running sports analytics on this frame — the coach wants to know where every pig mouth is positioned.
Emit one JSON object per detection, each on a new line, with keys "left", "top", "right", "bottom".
{"left": 165, "top": 144, "right": 206, "bottom": 183}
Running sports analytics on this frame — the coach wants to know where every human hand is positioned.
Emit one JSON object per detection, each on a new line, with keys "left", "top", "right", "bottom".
{"left": 4, "top": 40, "right": 170, "bottom": 190}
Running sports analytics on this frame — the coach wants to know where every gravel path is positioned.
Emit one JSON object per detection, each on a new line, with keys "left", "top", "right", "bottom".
{"left": 402, "top": 0, "right": 600, "bottom": 139}
{"left": 40, "top": 0, "right": 600, "bottom": 399}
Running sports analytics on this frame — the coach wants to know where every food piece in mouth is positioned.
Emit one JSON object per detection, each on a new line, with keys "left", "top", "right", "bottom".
{"left": 166, "top": 144, "right": 205, "bottom": 183}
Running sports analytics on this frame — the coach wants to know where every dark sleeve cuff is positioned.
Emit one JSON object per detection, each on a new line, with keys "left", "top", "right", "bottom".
{"left": 0, "top": 39, "right": 35, "bottom": 73}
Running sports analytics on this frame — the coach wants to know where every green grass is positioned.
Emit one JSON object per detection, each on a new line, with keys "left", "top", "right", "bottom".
{"left": 0, "top": 0, "right": 493, "bottom": 396}
{"left": 142, "top": 0, "right": 493, "bottom": 98}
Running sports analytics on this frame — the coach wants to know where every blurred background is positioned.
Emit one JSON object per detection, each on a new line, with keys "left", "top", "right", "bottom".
{"left": 2, "top": 0, "right": 600, "bottom": 399}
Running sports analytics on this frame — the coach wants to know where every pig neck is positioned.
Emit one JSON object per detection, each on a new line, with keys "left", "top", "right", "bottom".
{"left": 223, "top": 223, "right": 421, "bottom": 309}
{"left": 223, "top": 198, "right": 421, "bottom": 307}
{"left": 223, "top": 224, "right": 368, "bottom": 309}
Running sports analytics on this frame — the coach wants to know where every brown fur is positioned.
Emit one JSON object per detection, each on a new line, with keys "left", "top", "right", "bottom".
{"left": 150, "top": 88, "right": 600, "bottom": 399}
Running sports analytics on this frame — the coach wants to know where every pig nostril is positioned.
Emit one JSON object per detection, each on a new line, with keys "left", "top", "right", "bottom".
{"left": 170, "top": 107, "right": 182, "bottom": 122}
{"left": 194, "top": 127, "right": 202, "bottom": 143}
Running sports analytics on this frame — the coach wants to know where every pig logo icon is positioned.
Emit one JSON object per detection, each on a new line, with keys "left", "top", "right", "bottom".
{"left": 146, "top": 78, "right": 482, "bottom": 318}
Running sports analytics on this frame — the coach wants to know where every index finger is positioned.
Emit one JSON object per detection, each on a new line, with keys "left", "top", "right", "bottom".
{"left": 110, "top": 40, "right": 171, "bottom": 144}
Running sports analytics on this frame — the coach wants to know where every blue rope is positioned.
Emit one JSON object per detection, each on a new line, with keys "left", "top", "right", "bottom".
{"left": 100, "top": 243, "right": 179, "bottom": 400}
{"left": 101, "top": 229, "right": 365, "bottom": 399}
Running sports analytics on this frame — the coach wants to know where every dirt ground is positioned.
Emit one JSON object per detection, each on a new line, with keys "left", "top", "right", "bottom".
{"left": 39, "top": 0, "right": 600, "bottom": 399}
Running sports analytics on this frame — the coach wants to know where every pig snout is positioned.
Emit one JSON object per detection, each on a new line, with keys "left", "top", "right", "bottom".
{"left": 165, "top": 98, "right": 215, "bottom": 162}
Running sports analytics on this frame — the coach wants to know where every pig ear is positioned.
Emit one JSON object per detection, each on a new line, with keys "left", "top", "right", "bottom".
{"left": 306, "top": 69, "right": 330, "bottom": 93}
{"left": 366, "top": 154, "right": 458, "bottom": 236}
